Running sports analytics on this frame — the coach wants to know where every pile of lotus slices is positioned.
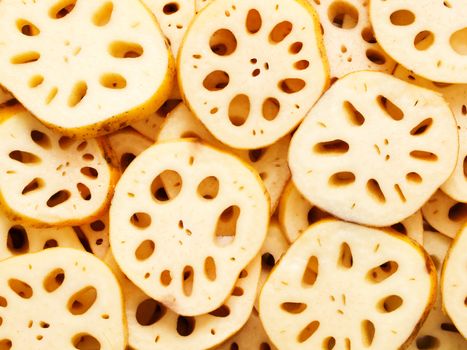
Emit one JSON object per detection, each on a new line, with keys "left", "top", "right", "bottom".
{"left": 0, "top": 0, "right": 465, "bottom": 349}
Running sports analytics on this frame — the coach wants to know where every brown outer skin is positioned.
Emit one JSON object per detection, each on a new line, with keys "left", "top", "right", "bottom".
{"left": 0, "top": 105, "right": 120, "bottom": 228}
{"left": 259, "top": 218, "right": 438, "bottom": 350}
{"left": 440, "top": 223, "right": 467, "bottom": 339}
{"left": 176, "top": 0, "right": 331, "bottom": 149}
{"left": 5, "top": 3, "right": 176, "bottom": 139}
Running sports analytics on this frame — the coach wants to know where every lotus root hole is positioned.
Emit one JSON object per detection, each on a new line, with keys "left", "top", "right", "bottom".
{"left": 43, "top": 268, "right": 65, "bottom": 292}
{"left": 176, "top": 316, "right": 196, "bottom": 336}
{"left": 328, "top": 1, "right": 358, "bottom": 29}
{"left": 209, "top": 29, "right": 237, "bottom": 56}
{"left": 302, "top": 256, "right": 319, "bottom": 286}
{"left": 135, "top": 240, "right": 155, "bottom": 261}
{"left": 215, "top": 205, "right": 240, "bottom": 246}
{"left": 92, "top": 2, "right": 113, "bottom": 26}
{"left": 281, "top": 302, "right": 307, "bottom": 314}
{"left": 8, "top": 279, "right": 33, "bottom": 299}
{"left": 389, "top": 10, "right": 415, "bottom": 26}
{"left": 297, "top": 321, "right": 320, "bottom": 343}
{"left": 136, "top": 299, "right": 166, "bottom": 326}
{"left": 366, "top": 261, "right": 399, "bottom": 283}
{"left": 246, "top": 9, "right": 262, "bottom": 34}
{"left": 197, "top": 176, "right": 219, "bottom": 200}
{"left": 130, "top": 212, "right": 152, "bottom": 229}
{"left": 109, "top": 41, "right": 143, "bottom": 58}
{"left": 414, "top": 31, "right": 435, "bottom": 51}
{"left": 151, "top": 170, "right": 182, "bottom": 202}
{"left": 68, "top": 286, "right": 97, "bottom": 315}
{"left": 7, "top": 226, "right": 29, "bottom": 254}
{"left": 72, "top": 334, "right": 101, "bottom": 350}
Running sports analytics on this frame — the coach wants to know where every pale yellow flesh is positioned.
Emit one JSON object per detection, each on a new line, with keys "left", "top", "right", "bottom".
{"left": 178, "top": 0, "right": 329, "bottom": 149}
{"left": 0, "top": 248, "right": 126, "bottom": 349}
{"left": 260, "top": 219, "right": 436, "bottom": 350}
{"left": 371, "top": 0, "right": 467, "bottom": 83}
{"left": 0, "top": 106, "right": 116, "bottom": 227}
{"left": 289, "top": 71, "right": 458, "bottom": 227}
{"left": 0, "top": 0, "right": 174, "bottom": 137}
{"left": 310, "top": 0, "right": 395, "bottom": 80}
{"left": 110, "top": 139, "right": 269, "bottom": 316}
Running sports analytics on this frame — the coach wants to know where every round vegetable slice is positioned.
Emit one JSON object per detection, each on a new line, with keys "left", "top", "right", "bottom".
{"left": 0, "top": 210, "right": 83, "bottom": 261}
{"left": 76, "top": 214, "right": 109, "bottom": 259}
{"left": 106, "top": 252, "right": 260, "bottom": 350}
{"left": 142, "top": 0, "right": 195, "bottom": 57}
{"left": 158, "top": 103, "right": 290, "bottom": 211}
{"left": 260, "top": 219, "right": 436, "bottom": 350}
{"left": 394, "top": 65, "right": 467, "bottom": 202}
{"left": 370, "top": 0, "right": 467, "bottom": 83}
{"left": 0, "top": 0, "right": 174, "bottom": 137}
{"left": 107, "top": 127, "right": 153, "bottom": 172}
{"left": 0, "top": 248, "right": 126, "bottom": 349}
{"left": 310, "top": 0, "right": 395, "bottom": 80}
{"left": 110, "top": 139, "right": 269, "bottom": 316}
{"left": 0, "top": 106, "right": 117, "bottom": 227}
{"left": 289, "top": 71, "right": 458, "bottom": 227}
{"left": 422, "top": 190, "right": 467, "bottom": 239}
{"left": 178, "top": 0, "right": 329, "bottom": 149}
{"left": 279, "top": 181, "right": 424, "bottom": 244}
{"left": 215, "top": 311, "right": 277, "bottom": 350}
{"left": 441, "top": 225, "right": 467, "bottom": 338}
{"left": 408, "top": 231, "right": 467, "bottom": 350}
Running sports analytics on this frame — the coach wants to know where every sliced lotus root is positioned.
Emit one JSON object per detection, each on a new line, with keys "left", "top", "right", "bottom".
{"left": 0, "top": 210, "right": 83, "bottom": 261}
{"left": 0, "top": 106, "right": 117, "bottom": 227}
{"left": 260, "top": 219, "right": 436, "bottom": 350}
{"left": 441, "top": 226, "right": 467, "bottom": 338}
{"left": 158, "top": 103, "right": 290, "bottom": 211}
{"left": 178, "top": 0, "right": 329, "bottom": 149}
{"left": 108, "top": 127, "right": 153, "bottom": 172}
{"left": 0, "top": 0, "right": 174, "bottom": 138}
{"left": 76, "top": 214, "right": 109, "bottom": 259}
{"left": 422, "top": 190, "right": 467, "bottom": 239}
{"left": 0, "top": 248, "right": 126, "bottom": 349}
{"left": 394, "top": 65, "right": 467, "bottom": 202}
{"left": 215, "top": 311, "right": 277, "bottom": 350}
{"left": 142, "top": 0, "right": 195, "bottom": 56}
{"left": 106, "top": 252, "right": 260, "bottom": 350}
{"left": 407, "top": 231, "right": 467, "bottom": 350}
{"left": 289, "top": 71, "right": 458, "bottom": 227}
{"left": 278, "top": 181, "right": 424, "bottom": 244}
{"left": 309, "top": 0, "right": 395, "bottom": 80}
{"left": 110, "top": 139, "right": 269, "bottom": 315}
{"left": 370, "top": 0, "right": 467, "bottom": 83}
{"left": 255, "top": 221, "right": 289, "bottom": 310}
